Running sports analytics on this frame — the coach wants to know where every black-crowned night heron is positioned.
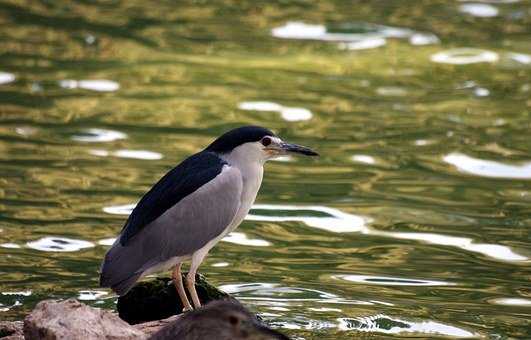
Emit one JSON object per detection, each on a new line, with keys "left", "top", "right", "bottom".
{"left": 100, "top": 126, "right": 317, "bottom": 311}
{"left": 149, "top": 300, "right": 289, "bottom": 340}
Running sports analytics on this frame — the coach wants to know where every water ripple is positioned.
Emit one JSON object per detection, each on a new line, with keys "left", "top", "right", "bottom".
{"left": 89, "top": 149, "right": 163, "bottom": 160}
{"left": 59, "top": 79, "right": 120, "bottom": 92}
{"left": 1, "top": 291, "right": 31, "bottom": 297}
{"left": 98, "top": 238, "right": 116, "bottom": 246}
{"left": 489, "top": 297, "right": 531, "bottom": 306}
{"left": 444, "top": 152, "right": 531, "bottom": 179}
{"left": 431, "top": 48, "right": 499, "bottom": 64}
{"left": 249, "top": 204, "right": 528, "bottom": 262}
{"left": 238, "top": 101, "right": 313, "bottom": 122}
{"left": 26, "top": 237, "right": 95, "bottom": 252}
{"left": 72, "top": 128, "right": 127, "bottom": 143}
{"left": 102, "top": 204, "right": 135, "bottom": 215}
{"left": 459, "top": 3, "right": 499, "bottom": 17}
{"left": 351, "top": 155, "right": 376, "bottom": 165}
{"left": 222, "top": 232, "right": 271, "bottom": 247}
{"left": 271, "top": 21, "right": 439, "bottom": 49}
{"left": 332, "top": 275, "right": 454, "bottom": 286}
{"left": 77, "top": 290, "right": 108, "bottom": 301}
{"left": 0, "top": 72, "right": 16, "bottom": 85}
{"left": 338, "top": 314, "right": 477, "bottom": 338}
{"left": 1, "top": 243, "right": 21, "bottom": 249}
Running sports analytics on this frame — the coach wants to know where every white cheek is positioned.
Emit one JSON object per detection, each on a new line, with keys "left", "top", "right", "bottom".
{"left": 223, "top": 142, "right": 268, "bottom": 165}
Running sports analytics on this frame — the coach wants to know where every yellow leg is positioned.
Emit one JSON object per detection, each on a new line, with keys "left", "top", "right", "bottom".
{"left": 172, "top": 263, "right": 193, "bottom": 312}
{"left": 186, "top": 251, "right": 208, "bottom": 309}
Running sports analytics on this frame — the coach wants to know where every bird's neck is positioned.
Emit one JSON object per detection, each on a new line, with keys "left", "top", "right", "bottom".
{"left": 220, "top": 151, "right": 264, "bottom": 212}
{"left": 220, "top": 152, "right": 264, "bottom": 187}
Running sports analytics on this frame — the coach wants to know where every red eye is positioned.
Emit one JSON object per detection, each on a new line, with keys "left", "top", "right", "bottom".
{"left": 261, "top": 137, "right": 271, "bottom": 146}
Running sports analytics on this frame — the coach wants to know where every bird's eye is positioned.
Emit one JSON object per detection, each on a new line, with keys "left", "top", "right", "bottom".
{"left": 261, "top": 136, "right": 271, "bottom": 146}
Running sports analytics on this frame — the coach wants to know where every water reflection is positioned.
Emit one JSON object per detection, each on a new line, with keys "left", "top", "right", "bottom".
{"left": 102, "top": 204, "right": 135, "bottom": 215}
{"left": 59, "top": 79, "right": 120, "bottom": 92}
{"left": 26, "top": 237, "right": 95, "bottom": 252}
{"left": 1, "top": 0, "right": 530, "bottom": 337}
{"left": 72, "top": 128, "right": 127, "bottom": 143}
{"left": 249, "top": 204, "right": 528, "bottom": 262}
{"left": 77, "top": 290, "right": 108, "bottom": 301}
{"left": 444, "top": 152, "right": 531, "bottom": 179}
{"left": 89, "top": 149, "right": 163, "bottom": 160}
{"left": 14, "top": 126, "right": 37, "bottom": 137}
{"left": 339, "top": 38, "right": 386, "bottom": 51}
{"left": 489, "top": 297, "right": 531, "bottom": 306}
{"left": 474, "top": 87, "right": 490, "bottom": 97}
{"left": 508, "top": 52, "right": 531, "bottom": 65}
{"left": 1, "top": 291, "right": 31, "bottom": 297}
{"left": 220, "top": 283, "right": 340, "bottom": 302}
{"left": 338, "top": 314, "right": 477, "bottom": 338}
{"left": 431, "top": 48, "right": 499, "bottom": 64}
{"left": 409, "top": 33, "right": 440, "bottom": 46}
{"left": 1, "top": 243, "right": 21, "bottom": 249}
{"left": 238, "top": 101, "right": 313, "bottom": 122}
{"left": 332, "top": 275, "right": 453, "bottom": 286}
{"left": 98, "top": 238, "right": 116, "bottom": 246}
{"left": 375, "top": 86, "right": 408, "bottom": 97}
{"left": 222, "top": 232, "right": 271, "bottom": 247}
{"left": 0, "top": 300, "right": 22, "bottom": 313}
{"left": 351, "top": 155, "right": 376, "bottom": 165}
{"left": 271, "top": 21, "right": 438, "bottom": 49}
{"left": 0, "top": 72, "right": 15, "bottom": 85}
{"left": 459, "top": 3, "right": 499, "bottom": 17}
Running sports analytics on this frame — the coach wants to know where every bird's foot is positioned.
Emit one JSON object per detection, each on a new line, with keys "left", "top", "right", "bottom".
{"left": 182, "top": 305, "right": 193, "bottom": 313}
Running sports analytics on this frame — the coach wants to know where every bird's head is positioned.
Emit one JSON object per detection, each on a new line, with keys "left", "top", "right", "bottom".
{"left": 206, "top": 126, "right": 318, "bottom": 164}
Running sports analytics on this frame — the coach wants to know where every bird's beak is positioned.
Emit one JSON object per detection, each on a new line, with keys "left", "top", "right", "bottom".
{"left": 279, "top": 142, "right": 319, "bottom": 156}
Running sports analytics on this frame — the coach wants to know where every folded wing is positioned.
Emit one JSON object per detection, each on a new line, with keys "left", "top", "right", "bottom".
{"left": 100, "top": 158, "right": 243, "bottom": 295}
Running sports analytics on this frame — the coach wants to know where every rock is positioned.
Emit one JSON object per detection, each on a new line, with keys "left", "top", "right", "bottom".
{"left": 0, "top": 321, "right": 24, "bottom": 340}
{"left": 148, "top": 300, "right": 290, "bottom": 340}
{"left": 117, "top": 273, "right": 231, "bottom": 324}
{"left": 133, "top": 315, "right": 180, "bottom": 337}
{"left": 23, "top": 299, "right": 146, "bottom": 340}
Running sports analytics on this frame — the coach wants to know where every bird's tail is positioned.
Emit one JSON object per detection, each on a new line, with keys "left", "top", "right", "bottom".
{"left": 99, "top": 238, "right": 143, "bottom": 296}
{"left": 100, "top": 271, "right": 142, "bottom": 296}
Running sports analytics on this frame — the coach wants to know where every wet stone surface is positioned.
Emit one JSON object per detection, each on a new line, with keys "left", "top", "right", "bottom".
{"left": 117, "top": 274, "right": 232, "bottom": 325}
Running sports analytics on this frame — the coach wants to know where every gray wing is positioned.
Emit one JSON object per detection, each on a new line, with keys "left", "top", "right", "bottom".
{"left": 100, "top": 165, "right": 243, "bottom": 295}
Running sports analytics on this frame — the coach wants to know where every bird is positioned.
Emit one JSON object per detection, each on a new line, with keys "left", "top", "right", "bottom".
{"left": 100, "top": 126, "right": 318, "bottom": 311}
{"left": 148, "top": 299, "right": 290, "bottom": 340}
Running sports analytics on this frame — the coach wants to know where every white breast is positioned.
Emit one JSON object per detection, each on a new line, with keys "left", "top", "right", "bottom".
{"left": 220, "top": 142, "right": 265, "bottom": 232}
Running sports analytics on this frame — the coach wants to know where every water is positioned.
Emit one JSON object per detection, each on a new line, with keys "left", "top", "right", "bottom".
{"left": 1, "top": 1, "right": 530, "bottom": 338}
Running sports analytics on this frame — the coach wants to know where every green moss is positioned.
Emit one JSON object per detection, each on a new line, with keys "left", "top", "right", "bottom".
{"left": 117, "top": 273, "right": 231, "bottom": 325}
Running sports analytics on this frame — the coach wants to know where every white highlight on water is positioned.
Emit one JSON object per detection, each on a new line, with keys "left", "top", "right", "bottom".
{"left": 27, "top": 237, "right": 95, "bottom": 252}
{"left": 222, "top": 232, "right": 271, "bottom": 247}
{"left": 431, "top": 48, "right": 499, "bottom": 64}
{"left": 238, "top": 101, "right": 313, "bottom": 122}
{"left": 459, "top": 3, "right": 499, "bottom": 17}
{"left": 72, "top": 128, "right": 127, "bottom": 142}
{"left": 89, "top": 149, "right": 163, "bottom": 160}
{"left": 444, "top": 152, "right": 531, "bottom": 179}
{"left": 0, "top": 72, "right": 16, "bottom": 85}
{"left": 338, "top": 314, "right": 477, "bottom": 338}
{"left": 59, "top": 79, "right": 120, "bottom": 92}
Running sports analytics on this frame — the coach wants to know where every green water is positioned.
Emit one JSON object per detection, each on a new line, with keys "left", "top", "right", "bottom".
{"left": 1, "top": 1, "right": 530, "bottom": 338}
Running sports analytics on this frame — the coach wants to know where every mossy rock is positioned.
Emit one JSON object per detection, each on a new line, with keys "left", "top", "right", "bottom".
{"left": 117, "top": 273, "right": 231, "bottom": 324}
